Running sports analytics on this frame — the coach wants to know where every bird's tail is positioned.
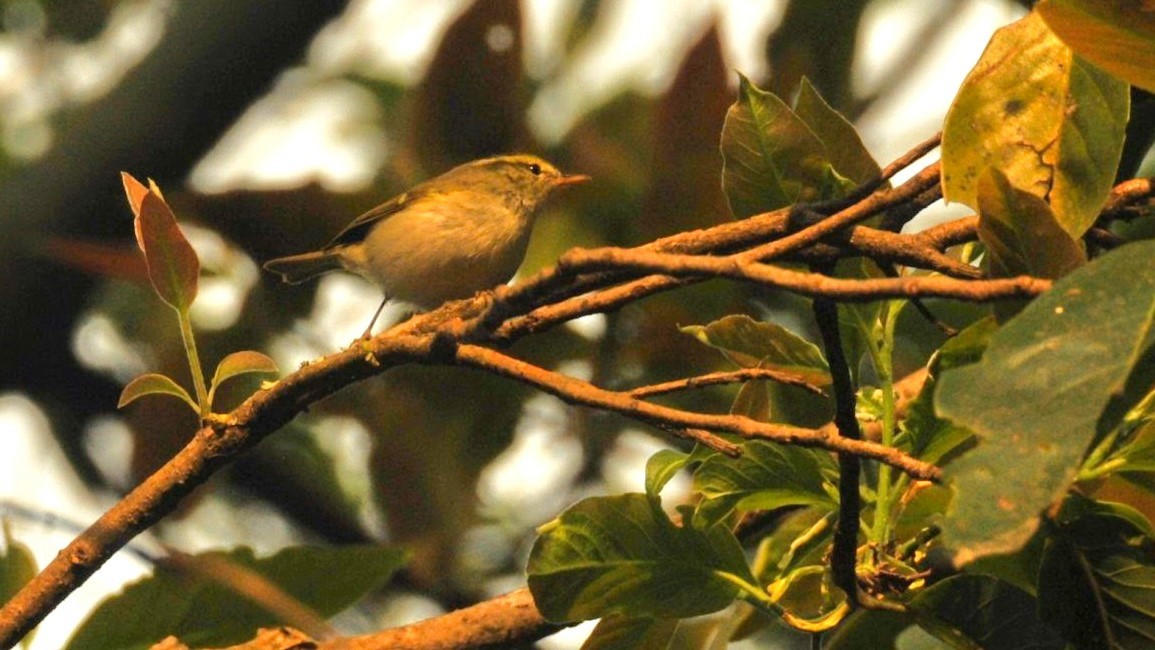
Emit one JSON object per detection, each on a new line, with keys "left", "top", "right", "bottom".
{"left": 263, "top": 250, "right": 345, "bottom": 284}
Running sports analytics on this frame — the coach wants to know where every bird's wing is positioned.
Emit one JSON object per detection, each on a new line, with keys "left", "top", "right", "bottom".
{"left": 324, "top": 188, "right": 432, "bottom": 249}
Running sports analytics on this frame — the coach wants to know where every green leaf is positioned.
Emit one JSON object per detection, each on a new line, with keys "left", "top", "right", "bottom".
{"left": 1, "top": 523, "right": 38, "bottom": 649}
{"left": 1112, "top": 417, "right": 1155, "bottom": 481}
{"left": 941, "top": 10, "right": 1129, "bottom": 238}
{"left": 117, "top": 373, "right": 198, "bottom": 414}
{"left": 693, "top": 441, "right": 839, "bottom": 525}
{"left": 581, "top": 615, "right": 678, "bottom": 650}
{"left": 767, "top": 565, "right": 849, "bottom": 632}
{"left": 1038, "top": 0, "right": 1155, "bottom": 94}
{"left": 935, "top": 240, "right": 1155, "bottom": 565}
{"left": 527, "top": 494, "right": 756, "bottom": 622}
{"left": 644, "top": 449, "right": 690, "bottom": 499}
{"left": 890, "top": 483, "right": 952, "bottom": 543}
{"left": 67, "top": 545, "right": 407, "bottom": 649}
{"left": 976, "top": 168, "right": 1085, "bottom": 322}
{"left": 793, "top": 77, "right": 881, "bottom": 185}
{"left": 965, "top": 525, "right": 1048, "bottom": 596}
{"left": 730, "top": 380, "right": 771, "bottom": 421}
{"left": 123, "top": 173, "right": 200, "bottom": 311}
{"left": 210, "top": 351, "right": 279, "bottom": 389}
{"left": 896, "top": 318, "right": 995, "bottom": 465}
{"left": 682, "top": 315, "right": 830, "bottom": 386}
{"left": 720, "top": 74, "right": 840, "bottom": 218}
{"left": 208, "top": 351, "right": 279, "bottom": 408}
{"left": 823, "top": 608, "right": 913, "bottom": 650}
{"left": 755, "top": 508, "right": 834, "bottom": 582}
{"left": 976, "top": 167, "right": 1086, "bottom": 286}
{"left": 1039, "top": 497, "right": 1155, "bottom": 649}
{"left": 909, "top": 575, "right": 1065, "bottom": 649}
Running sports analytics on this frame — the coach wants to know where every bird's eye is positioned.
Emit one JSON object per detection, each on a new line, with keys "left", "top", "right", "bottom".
{"left": 527, "top": 163, "right": 542, "bottom": 175}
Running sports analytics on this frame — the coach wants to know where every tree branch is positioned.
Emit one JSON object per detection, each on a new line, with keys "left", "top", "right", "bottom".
{"left": 7, "top": 135, "right": 1131, "bottom": 647}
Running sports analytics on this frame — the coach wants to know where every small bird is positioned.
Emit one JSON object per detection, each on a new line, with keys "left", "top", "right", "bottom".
{"left": 264, "top": 154, "right": 589, "bottom": 336}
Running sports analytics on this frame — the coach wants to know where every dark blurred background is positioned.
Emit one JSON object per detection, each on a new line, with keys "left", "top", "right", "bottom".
{"left": 0, "top": 0, "right": 1056, "bottom": 646}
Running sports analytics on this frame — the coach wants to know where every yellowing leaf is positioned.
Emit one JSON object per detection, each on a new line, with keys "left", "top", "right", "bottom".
{"left": 941, "top": 10, "right": 1129, "bottom": 238}
{"left": 1039, "top": 0, "right": 1155, "bottom": 93}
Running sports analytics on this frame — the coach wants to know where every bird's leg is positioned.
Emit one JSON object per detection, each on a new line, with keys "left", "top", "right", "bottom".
{"left": 362, "top": 295, "right": 389, "bottom": 339}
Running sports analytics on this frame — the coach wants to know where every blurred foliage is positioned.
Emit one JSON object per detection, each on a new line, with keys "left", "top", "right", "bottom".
{"left": 6, "top": 0, "right": 1155, "bottom": 647}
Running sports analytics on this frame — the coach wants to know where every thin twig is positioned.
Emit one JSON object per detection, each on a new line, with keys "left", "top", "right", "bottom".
{"left": 736, "top": 162, "right": 942, "bottom": 263}
{"left": 453, "top": 345, "right": 941, "bottom": 480}
{"left": 628, "top": 368, "right": 827, "bottom": 399}
{"left": 879, "top": 132, "right": 942, "bottom": 181}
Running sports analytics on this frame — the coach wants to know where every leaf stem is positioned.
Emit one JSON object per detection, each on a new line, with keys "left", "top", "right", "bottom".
{"left": 176, "top": 307, "right": 210, "bottom": 417}
{"left": 869, "top": 300, "right": 903, "bottom": 546}
{"left": 716, "top": 570, "right": 780, "bottom": 613}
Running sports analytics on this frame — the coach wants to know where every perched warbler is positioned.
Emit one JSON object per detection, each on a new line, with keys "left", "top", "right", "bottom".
{"left": 263, "top": 154, "right": 589, "bottom": 335}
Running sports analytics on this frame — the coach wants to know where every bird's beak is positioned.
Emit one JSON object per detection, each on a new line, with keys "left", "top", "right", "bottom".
{"left": 554, "top": 173, "right": 591, "bottom": 188}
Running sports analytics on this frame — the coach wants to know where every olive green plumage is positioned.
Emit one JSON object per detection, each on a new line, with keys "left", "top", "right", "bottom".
{"left": 264, "top": 155, "right": 588, "bottom": 318}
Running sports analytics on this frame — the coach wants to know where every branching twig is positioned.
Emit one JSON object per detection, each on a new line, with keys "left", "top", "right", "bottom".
{"left": 8, "top": 137, "right": 1144, "bottom": 648}
{"left": 557, "top": 247, "right": 1050, "bottom": 302}
{"left": 452, "top": 345, "right": 941, "bottom": 479}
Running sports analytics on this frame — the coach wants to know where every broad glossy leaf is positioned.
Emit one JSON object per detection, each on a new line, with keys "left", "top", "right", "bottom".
{"left": 1039, "top": 0, "right": 1155, "bottom": 94}
{"left": 936, "top": 240, "right": 1155, "bottom": 564}
{"left": 644, "top": 449, "right": 689, "bottom": 499}
{"left": 941, "top": 10, "right": 1129, "bottom": 237}
{"left": 118, "top": 373, "right": 198, "bottom": 414}
{"left": 978, "top": 167, "right": 1086, "bottom": 322}
{"left": 693, "top": 441, "right": 839, "bottom": 524}
{"left": 909, "top": 575, "right": 1064, "bottom": 648}
{"left": 682, "top": 315, "right": 830, "bottom": 386}
{"left": 793, "top": 77, "right": 880, "bottom": 185}
{"left": 527, "top": 494, "right": 755, "bottom": 622}
{"left": 720, "top": 74, "right": 839, "bottom": 218}
{"left": 66, "top": 545, "right": 406, "bottom": 649}
{"left": 1039, "top": 497, "right": 1155, "bottom": 649}
{"left": 582, "top": 615, "right": 678, "bottom": 650}
{"left": 126, "top": 176, "right": 200, "bottom": 311}
{"left": 964, "top": 526, "right": 1048, "bottom": 597}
